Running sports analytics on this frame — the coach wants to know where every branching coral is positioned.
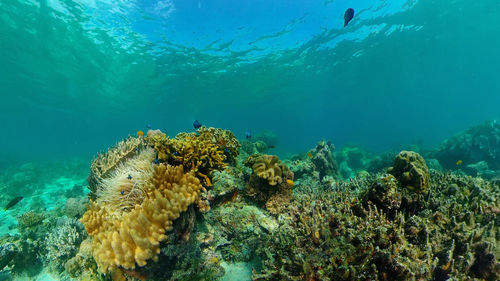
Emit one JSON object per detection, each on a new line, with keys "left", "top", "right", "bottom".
{"left": 81, "top": 164, "right": 202, "bottom": 273}
{"left": 43, "top": 219, "right": 84, "bottom": 270}
{"left": 196, "top": 126, "right": 240, "bottom": 162}
{"left": 88, "top": 136, "right": 144, "bottom": 196}
{"left": 146, "top": 127, "right": 239, "bottom": 186}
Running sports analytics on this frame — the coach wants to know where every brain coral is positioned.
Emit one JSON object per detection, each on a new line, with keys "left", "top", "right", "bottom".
{"left": 388, "top": 150, "right": 430, "bottom": 193}
{"left": 81, "top": 156, "right": 202, "bottom": 272}
{"left": 245, "top": 154, "right": 293, "bottom": 186}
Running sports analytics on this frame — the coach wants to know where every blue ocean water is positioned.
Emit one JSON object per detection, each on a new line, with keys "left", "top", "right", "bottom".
{"left": 1, "top": 0, "right": 499, "bottom": 163}
{"left": 1, "top": 0, "right": 500, "bottom": 280}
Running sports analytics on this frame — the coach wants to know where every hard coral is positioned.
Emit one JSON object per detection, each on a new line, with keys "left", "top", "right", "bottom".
{"left": 81, "top": 164, "right": 202, "bottom": 273}
{"left": 310, "top": 140, "right": 339, "bottom": 180}
{"left": 388, "top": 150, "right": 430, "bottom": 193}
{"left": 146, "top": 126, "right": 239, "bottom": 186}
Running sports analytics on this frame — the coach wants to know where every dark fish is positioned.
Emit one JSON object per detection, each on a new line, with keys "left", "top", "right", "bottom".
{"left": 4, "top": 196, "right": 23, "bottom": 210}
{"left": 193, "top": 120, "right": 202, "bottom": 129}
{"left": 344, "top": 8, "right": 354, "bottom": 27}
{"left": 245, "top": 131, "right": 251, "bottom": 139}
{"left": 153, "top": 158, "right": 159, "bottom": 165}
{"left": 173, "top": 151, "right": 180, "bottom": 157}
{"left": 146, "top": 123, "right": 152, "bottom": 129}
{"left": 127, "top": 174, "right": 132, "bottom": 180}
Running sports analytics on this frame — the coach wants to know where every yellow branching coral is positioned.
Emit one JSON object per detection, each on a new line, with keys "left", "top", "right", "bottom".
{"left": 196, "top": 126, "right": 240, "bottom": 161}
{"left": 145, "top": 129, "right": 170, "bottom": 161}
{"left": 88, "top": 136, "right": 144, "bottom": 196}
{"left": 245, "top": 154, "right": 293, "bottom": 186}
{"left": 145, "top": 127, "right": 239, "bottom": 186}
{"left": 81, "top": 163, "right": 202, "bottom": 272}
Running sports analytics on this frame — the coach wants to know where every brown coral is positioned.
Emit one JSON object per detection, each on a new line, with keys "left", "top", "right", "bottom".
{"left": 245, "top": 154, "right": 293, "bottom": 186}
{"left": 81, "top": 164, "right": 202, "bottom": 272}
{"left": 244, "top": 154, "right": 294, "bottom": 213}
{"left": 388, "top": 150, "right": 430, "bottom": 193}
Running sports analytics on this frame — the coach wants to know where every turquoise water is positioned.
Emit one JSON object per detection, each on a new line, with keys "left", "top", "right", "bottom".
{"left": 1, "top": 0, "right": 500, "bottom": 280}
{"left": 2, "top": 0, "right": 499, "bottom": 162}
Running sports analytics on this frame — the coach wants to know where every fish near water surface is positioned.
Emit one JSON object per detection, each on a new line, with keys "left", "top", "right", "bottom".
{"left": 344, "top": 8, "right": 354, "bottom": 27}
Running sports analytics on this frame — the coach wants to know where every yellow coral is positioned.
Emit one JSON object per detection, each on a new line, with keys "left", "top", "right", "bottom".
{"left": 245, "top": 154, "right": 293, "bottom": 186}
{"left": 196, "top": 126, "right": 240, "bottom": 160}
{"left": 81, "top": 164, "right": 202, "bottom": 272}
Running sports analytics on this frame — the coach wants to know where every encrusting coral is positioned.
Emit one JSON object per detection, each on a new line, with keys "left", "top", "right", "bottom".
{"left": 81, "top": 162, "right": 202, "bottom": 273}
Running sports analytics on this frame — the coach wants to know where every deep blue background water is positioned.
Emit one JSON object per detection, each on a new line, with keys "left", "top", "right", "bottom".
{"left": 1, "top": 0, "right": 499, "bottom": 163}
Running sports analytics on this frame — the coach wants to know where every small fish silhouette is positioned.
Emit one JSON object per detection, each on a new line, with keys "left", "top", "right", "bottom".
{"left": 344, "top": 8, "right": 354, "bottom": 27}
{"left": 245, "top": 131, "right": 251, "bottom": 139}
{"left": 127, "top": 174, "right": 132, "bottom": 180}
{"left": 173, "top": 151, "right": 180, "bottom": 157}
{"left": 146, "top": 123, "right": 152, "bottom": 129}
{"left": 307, "top": 152, "right": 313, "bottom": 159}
{"left": 137, "top": 130, "right": 144, "bottom": 137}
{"left": 456, "top": 160, "right": 463, "bottom": 165}
{"left": 193, "top": 120, "right": 202, "bottom": 129}
{"left": 4, "top": 196, "right": 23, "bottom": 210}
{"left": 286, "top": 179, "right": 294, "bottom": 187}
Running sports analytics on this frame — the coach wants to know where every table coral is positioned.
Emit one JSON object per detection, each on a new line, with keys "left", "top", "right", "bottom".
{"left": 81, "top": 163, "right": 202, "bottom": 273}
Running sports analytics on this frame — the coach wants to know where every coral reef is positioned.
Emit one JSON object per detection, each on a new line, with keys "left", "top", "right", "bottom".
{"left": 0, "top": 242, "right": 17, "bottom": 271}
{"left": 146, "top": 126, "right": 239, "bottom": 186}
{"left": 5, "top": 125, "right": 500, "bottom": 281}
{"left": 244, "top": 154, "right": 294, "bottom": 214}
{"left": 81, "top": 163, "right": 203, "bottom": 272}
{"left": 309, "top": 140, "right": 339, "bottom": 180}
{"left": 388, "top": 150, "right": 430, "bottom": 193}
{"left": 43, "top": 219, "right": 85, "bottom": 270}
{"left": 434, "top": 120, "right": 500, "bottom": 172}
{"left": 245, "top": 154, "right": 292, "bottom": 186}
{"left": 65, "top": 197, "right": 88, "bottom": 218}
{"left": 17, "top": 211, "right": 45, "bottom": 229}
{"left": 254, "top": 169, "right": 500, "bottom": 281}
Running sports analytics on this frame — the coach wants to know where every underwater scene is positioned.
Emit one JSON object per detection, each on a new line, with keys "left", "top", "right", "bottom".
{"left": 0, "top": 0, "right": 499, "bottom": 280}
